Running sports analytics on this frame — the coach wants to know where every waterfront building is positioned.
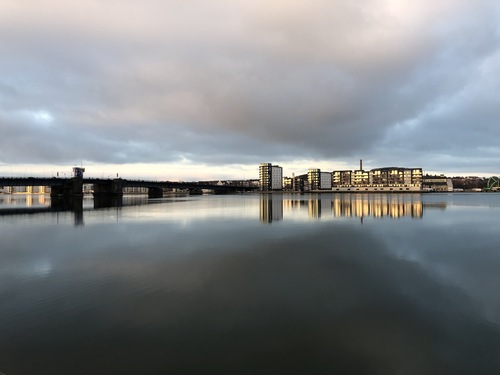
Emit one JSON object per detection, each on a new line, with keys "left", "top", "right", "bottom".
{"left": 292, "top": 174, "right": 309, "bottom": 192}
{"left": 352, "top": 169, "right": 369, "bottom": 186}
{"left": 123, "top": 186, "right": 149, "bottom": 194}
{"left": 320, "top": 172, "right": 332, "bottom": 190}
{"left": 282, "top": 176, "right": 294, "bottom": 190}
{"left": 308, "top": 169, "right": 332, "bottom": 190}
{"left": 332, "top": 167, "right": 423, "bottom": 192}
{"left": 332, "top": 170, "right": 352, "bottom": 186}
{"left": 308, "top": 169, "right": 321, "bottom": 190}
{"left": 258, "top": 162, "right": 422, "bottom": 192}
{"left": 0, "top": 185, "right": 49, "bottom": 194}
{"left": 259, "top": 163, "right": 283, "bottom": 191}
{"left": 423, "top": 175, "right": 453, "bottom": 192}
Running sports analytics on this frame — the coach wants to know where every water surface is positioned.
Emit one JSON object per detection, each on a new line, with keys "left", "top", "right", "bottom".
{"left": 1, "top": 193, "right": 499, "bottom": 374}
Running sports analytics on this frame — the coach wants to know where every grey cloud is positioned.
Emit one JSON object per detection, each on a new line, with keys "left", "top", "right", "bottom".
{"left": 1, "top": 1, "right": 500, "bottom": 174}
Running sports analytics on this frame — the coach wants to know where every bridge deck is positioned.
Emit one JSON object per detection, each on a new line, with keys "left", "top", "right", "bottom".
{"left": 0, "top": 177, "right": 256, "bottom": 192}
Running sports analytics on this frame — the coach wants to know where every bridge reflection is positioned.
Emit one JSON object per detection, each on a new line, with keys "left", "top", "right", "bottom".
{"left": 0, "top": 195, "right": 128, "bottom": 227}
{"left": 260, "top": 193, "right": 425, "bottom": 223}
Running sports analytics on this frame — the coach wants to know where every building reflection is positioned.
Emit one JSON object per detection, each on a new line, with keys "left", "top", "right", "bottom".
{"left": 308, "top": 199, "right": 321, "bottom": 219}
{"left": 259, "top": 194, "right": 284, "bottom": 223}
{"left": 261, "top": 193, "right": 424, "bottom": 223}
{"left": 1, "top": 194, "right": 49, "bottom": 207}
{"left": 331, "top": 194, "right": 423, "bottom": 219}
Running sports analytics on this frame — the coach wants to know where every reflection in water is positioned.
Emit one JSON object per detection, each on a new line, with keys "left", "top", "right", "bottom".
{"left": 93, "top": 196, "right": 123, "bottom": 209}
{"left": 1, "top": 193, "right": 500, "bottom": 374}
{"left": 0, "top": 193, "right": 49, "bottom": 208}
{"left": 308, "top": 197, "right": 321, "bottom": 218}
{"left": 331, "top": 194, "right": 423, "bottom": 218}
{"left": 259, "top": 194, "right": 283, "bottom": 223}
{"left": 0, "top": 195, "right": 127, "bottom": 227}
{"left": 260, "top": 193, "right": 424, "bottom": 223}
{"left": 51, "top": 197, "right": 84, "bottom": 226}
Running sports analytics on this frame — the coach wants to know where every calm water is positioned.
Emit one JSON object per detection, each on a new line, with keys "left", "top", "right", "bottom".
{"left": 1, "top": 193, "right": 500, "bottom": 374}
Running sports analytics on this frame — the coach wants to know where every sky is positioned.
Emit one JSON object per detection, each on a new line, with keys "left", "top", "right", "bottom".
{"left": 1, "top": 0, "right": 500, "bottom": 180}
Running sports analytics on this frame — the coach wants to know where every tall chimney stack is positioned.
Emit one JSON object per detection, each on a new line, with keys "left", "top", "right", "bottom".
{"left": 360, "top": 159, "right": 363, "bottom": 171}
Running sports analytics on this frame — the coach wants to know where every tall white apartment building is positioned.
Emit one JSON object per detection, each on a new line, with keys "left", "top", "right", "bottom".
{"left": 308, "top": 169, "right": 332, "bottom": 190}
{"left": 259, "top": 163, "right": 283, "bottom": 191}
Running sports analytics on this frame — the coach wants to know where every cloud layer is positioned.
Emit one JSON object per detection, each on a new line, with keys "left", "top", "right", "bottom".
{"left": 1, "top": 0, "right": 500, "bottom": 177}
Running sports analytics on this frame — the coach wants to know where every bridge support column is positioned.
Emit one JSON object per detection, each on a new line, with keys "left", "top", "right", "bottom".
{"left": 148, "top": 187, "right": 163, "bottom": 198}
{"left": 93, "top": 179, "right": 123, "bottom": 198}
{"left": 50, "top": 177, "right": 83, "bottom": 198}
{"left": 188, "top": 188, "right": 203, "bottom": 195}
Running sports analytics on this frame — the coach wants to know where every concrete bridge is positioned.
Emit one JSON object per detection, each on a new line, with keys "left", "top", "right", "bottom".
{"left": 0, "top": 176, "right": 256, "bottom": 198}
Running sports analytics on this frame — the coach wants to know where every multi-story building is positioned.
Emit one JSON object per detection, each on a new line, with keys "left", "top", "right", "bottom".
{"left": 282, "top": 176, "right": 293, "bottom": 190}
{"left": 332, "top": 167, "right": 423, "bottom": 192}
{"left": 292, "top": 174, "right": 309, "bottom": 192}
{"left": 308, "top": 169, "right": 321, "bottom": 190}
{"left": 259, "top": 163, "right": 283, "bottom": 191}
{"left": 332, "top": 170, "right": 352, "bottom": 186}
{"left": 352, "top": 169, "right": 369, "bottom": 186}
{"left": 259, "top": 163, "right": 422, "bottom": 192}
{"left": 308, "top": 169, "right": 332, "bottom": 190}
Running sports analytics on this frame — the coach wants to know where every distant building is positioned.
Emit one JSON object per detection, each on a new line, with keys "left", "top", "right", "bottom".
{"left": 0, "top": 185, "right": 49, "bottom": 194}
{"left": 352, "top": 169, "right": 369, "bottom": 186}
{"left": 123, "top": 186, "right": 149, "bottom": 194}
{"left": 423, "top": 175, "right": 453, "bottom": 192}
{"left": 332, "top": 166, "right": 423, "bottom": 192}
{"left": 292, "top": 174, "right": 309, "bottom": 192}
{"left": 332, "top": 170, "right": 352, "bottom": 186}
{"left": 308, "top": 169, "right": 332, "bottom": 190}
{"left": 282, "top": 176, "right": 294, "bottom": 190}
{"left": 308, "top": 169, "right": 321, "bottom": 190}
{"left": 259, "top": 163, "right": 283, "bottom": 191}
{"left": 320, "top": 172, "right": 332, "bottom": 190}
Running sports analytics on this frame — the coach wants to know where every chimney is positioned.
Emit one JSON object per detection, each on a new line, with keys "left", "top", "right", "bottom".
{"left": 360, "top": 159, "right": 363, "bottom": 171}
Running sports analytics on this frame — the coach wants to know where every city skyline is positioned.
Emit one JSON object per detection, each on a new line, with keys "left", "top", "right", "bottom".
{"left": 1, "top": 1, "right": 500, "bottom": 180}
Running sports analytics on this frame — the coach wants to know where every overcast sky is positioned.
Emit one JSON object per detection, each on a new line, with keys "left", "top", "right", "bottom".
{"left": 1, "top": 0, "right": 500, "bottom": 180}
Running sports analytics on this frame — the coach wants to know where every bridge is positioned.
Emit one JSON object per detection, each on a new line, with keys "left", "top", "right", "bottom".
{"left": 0, "top": 172, "right": 256, "bottom": 198}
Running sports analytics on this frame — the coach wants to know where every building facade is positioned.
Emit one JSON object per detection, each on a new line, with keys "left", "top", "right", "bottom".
{"left": 259, "top": 163, "right": 283, "bottom": 191}
{"left": 332, "top": 167, "right": 423, "bottom": 192}
{"left": 423, "top": 175, "right": 453, "bottom": 192}
{"left": 332, "top": 170, "right": 352, "bottom": 186}
{"left": 308, "top": 169, "right": 332, "bottom": 190}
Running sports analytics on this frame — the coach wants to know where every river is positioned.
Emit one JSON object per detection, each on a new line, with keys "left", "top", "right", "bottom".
{"left": 1, "top": 193, "right": 499, "bottom": 374}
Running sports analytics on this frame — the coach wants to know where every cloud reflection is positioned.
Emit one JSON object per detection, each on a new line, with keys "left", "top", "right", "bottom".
{"left": 1, "top": 217, "right": 500, "bottom": 374}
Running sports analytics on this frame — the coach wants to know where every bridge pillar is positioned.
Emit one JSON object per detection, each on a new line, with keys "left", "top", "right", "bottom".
{"left": 188, "top": 188, "right": 203, "bottom": 195}
{"left": 111, "top": 179, "right": 123, "bottom": 196}
{"left": 50, "top": 185, "right": 64, "bottom": 198}
{"left": 93, "top": 179, "right": 123, "bottom": 197}
{"left": 50, "top": 177, "right": 83, "bottom": 198}
{"left": 148, "top": 187, "right": 163, "bottom": 198}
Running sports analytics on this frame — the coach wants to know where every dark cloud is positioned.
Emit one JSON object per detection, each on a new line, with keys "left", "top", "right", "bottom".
{"left": 1, "top": 0, "right": 499, "bottom": 175}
